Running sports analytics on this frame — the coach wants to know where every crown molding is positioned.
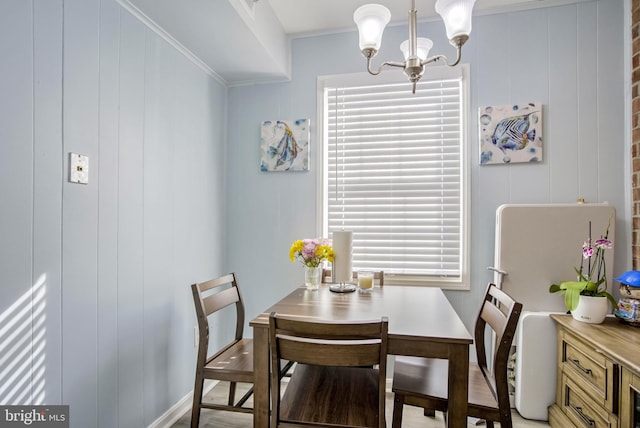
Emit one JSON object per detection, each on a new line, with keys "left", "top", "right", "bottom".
{"left": 115, "top": 0, "right": 228, "bottom": 87}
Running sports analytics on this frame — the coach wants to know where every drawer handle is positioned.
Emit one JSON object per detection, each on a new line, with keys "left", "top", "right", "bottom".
{"left": 568, "top": 358, "right": 592, "bottom": 375}
{"left": 569, "top": 403, "right": 595, "bottom": 426}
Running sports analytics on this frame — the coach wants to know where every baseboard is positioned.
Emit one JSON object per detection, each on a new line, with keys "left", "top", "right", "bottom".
{"left": 147, "top": 381, "right": 217, "bottom": 428}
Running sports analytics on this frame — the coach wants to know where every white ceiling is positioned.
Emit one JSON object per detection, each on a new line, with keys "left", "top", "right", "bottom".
{"left": 267, "top": 0, "right": 551, "bottom": 35}
{"left": 119, "top": 0, "right": 585, "bottom": 85}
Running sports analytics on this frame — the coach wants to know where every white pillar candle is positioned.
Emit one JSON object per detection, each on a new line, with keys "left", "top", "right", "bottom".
{"left": 332, "top": 231, "right": 353, "bottom": 283}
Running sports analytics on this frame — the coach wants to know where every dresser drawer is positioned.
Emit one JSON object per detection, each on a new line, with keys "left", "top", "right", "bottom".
{"left": 561, "top": 374, "right": 617, "bottom": 428}
{"left": 549, "top": 403, "right": 577, "bottom": 428}
{"left": 560, "top": 330, "right": 617, "bottom": 411}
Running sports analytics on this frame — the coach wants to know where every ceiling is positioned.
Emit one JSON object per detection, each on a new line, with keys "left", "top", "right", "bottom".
{"left": 267, "top": 0, "right": 550, "bottom": 35}
{"left": 119, "top": 0, "right": 584, "bottom": 85}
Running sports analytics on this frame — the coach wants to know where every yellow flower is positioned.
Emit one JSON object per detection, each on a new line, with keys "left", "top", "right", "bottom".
{"left": 289, "top": 240, "right": 304, "bottom": 262}
{"left": 317, "top": 245, "right": 334, "bottom": 263}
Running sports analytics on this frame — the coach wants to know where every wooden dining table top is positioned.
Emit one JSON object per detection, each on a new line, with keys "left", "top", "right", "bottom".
{"left": 250, "top": 284, "right": 473, "bottom": 428}
{"left": 250, "top": 284, "right": 472, "bottom": 346}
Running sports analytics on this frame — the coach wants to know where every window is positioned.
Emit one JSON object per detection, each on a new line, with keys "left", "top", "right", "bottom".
{"left": 319, "top": 66, "right": 469, "bottom": 288}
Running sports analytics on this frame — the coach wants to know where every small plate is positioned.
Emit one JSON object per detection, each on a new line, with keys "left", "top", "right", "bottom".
{"left": 329, "top": 284, "right": 356, "bottom": 293}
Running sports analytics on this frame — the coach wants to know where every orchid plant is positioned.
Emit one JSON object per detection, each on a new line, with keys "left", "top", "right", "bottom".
{"left": 289, "top": 238, "right": 334, "bottom": 268}
{"left": 549, "top": 220, "right": 616, "bottom": 311}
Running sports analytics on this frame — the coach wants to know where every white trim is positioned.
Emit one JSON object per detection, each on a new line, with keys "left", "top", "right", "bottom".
{"left": 316, "top": 75, "right": 328, "bottom": 237}
{"left": 146, "top": 381, "right": 217, "bottom": 428}
{"left": 459, "top": 63, "right": 471, "bottom": 291}
{"left": 115, "top": 0, "right": 228, "bottom": 86}
{"left": 237, "top": 0, "right": 258, "bottom": 17}
{"left": 227, "top": 75, "right": 293, "bottom": 88}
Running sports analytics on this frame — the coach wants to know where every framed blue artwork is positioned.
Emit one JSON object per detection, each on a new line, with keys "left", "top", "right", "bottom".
{"left": 260, "top": 119, "right": 310, "bottom": 172}
{"left": 479, "top": 103, "right": 542, "bottom": 165}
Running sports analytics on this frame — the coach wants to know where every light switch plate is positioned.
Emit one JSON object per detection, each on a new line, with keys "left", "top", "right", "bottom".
{"left": 69, "top": 153, "right": 89, "bottom": 184}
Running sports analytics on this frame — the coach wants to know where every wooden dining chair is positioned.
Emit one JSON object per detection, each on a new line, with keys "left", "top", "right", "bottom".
{"left": 190, "top": 273, "right": 294, "bottom": 427}
{"left": 269, "top": 312, "right": 388, "bottom": 428}
{"left": 190, "top": 273, "right": 254, "bottom": 427}
{"left": 321, "top": 268, "right": 384, "bottom": 286}
{"left": 391, "top": 283, "right": 522, "bottom": 428}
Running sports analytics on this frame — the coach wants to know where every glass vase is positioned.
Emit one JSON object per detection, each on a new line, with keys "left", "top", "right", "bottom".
{"left": 304, "top": 266, "right": 321, "bottom": 290}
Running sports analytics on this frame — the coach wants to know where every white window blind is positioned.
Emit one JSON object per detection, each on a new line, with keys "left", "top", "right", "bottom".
{"left": 322, "top": 68, "right": 468, "bottom": 287}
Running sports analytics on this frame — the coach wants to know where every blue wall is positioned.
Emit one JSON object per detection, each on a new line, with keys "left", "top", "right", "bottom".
{"left": 227, "top": 0, "right": 628, "bottom": 331}
{"left": 0, "top": 0, "right": 227, "bottom": 426}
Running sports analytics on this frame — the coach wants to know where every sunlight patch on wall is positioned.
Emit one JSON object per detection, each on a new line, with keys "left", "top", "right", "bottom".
{"left": 0, "top": 274, "right": 47, "bottom": 404}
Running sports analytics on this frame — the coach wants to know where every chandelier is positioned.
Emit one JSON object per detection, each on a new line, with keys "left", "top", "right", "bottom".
{"left": 353, "top": 0, "right": 476, "bottom": 93}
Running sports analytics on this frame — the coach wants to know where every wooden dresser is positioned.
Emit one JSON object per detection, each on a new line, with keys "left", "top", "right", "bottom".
{"left": 549, "top": 314, "right": 640, "bottom": 427}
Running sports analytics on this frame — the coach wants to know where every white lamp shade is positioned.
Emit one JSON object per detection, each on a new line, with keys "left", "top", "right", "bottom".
{"left": 435, "top": 0, "right": 476, "bottom": 41}
{"left": 400, "top": 37, "right": 434, "bottom": 61}
{"left": 353, "top": 4, "right": 391, "bottom": 51}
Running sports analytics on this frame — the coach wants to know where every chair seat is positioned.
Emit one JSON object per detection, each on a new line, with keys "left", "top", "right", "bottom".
{"left": 392, "top": 356, "right": 499, "bottom": 415}
{"left": 281, "top": 364, "right": 380, "bottom": 428}
{"left": 203, "top": 338, "right": 254, "bottom": 383}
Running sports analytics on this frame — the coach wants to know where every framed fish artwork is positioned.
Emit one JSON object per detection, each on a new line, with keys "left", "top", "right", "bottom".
{"left": 479, "top": 103, "right": 543, "bottom": 165}
{"left": 260, "top": 119, "right": 310, "bottom": 172}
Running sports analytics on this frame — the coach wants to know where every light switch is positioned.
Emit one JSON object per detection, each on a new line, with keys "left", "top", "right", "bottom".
{"left": 69, "top": 153, "right": 89, "bottom": 184}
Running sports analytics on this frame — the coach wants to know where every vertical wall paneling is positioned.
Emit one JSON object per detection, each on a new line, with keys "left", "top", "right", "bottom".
{"left": 97, "top": 1, "right": 120, "bottom": 426}
{"left": 117, "top": 10, "right": 146, "bottom": 428}
{"left": 62, "top": 0, "right": 100, "bottom": 426}
{"left": 505, "top": 8, "right": 551, "bottom": 203}
{"left": 1, "top": 0, "right": 230, "bottom": 425}
{"left": 577, "top": 2, "right": 599, "bottom": 201}
{"left": 33, "top": 0, "right": 64, "bottom": 405}
{"left": 142, "top": 35, "right": 175, "bottom": 419}
{"left": 166, "top": 52, "right": 229, "bottom": 408}
{"left": 596, "top": 0, "right": 627, "bottom": 270}
{"left": 0, "top": 0, "right": 36, "bottom": 406}
{"left": 467, "top": 13, "right": 511, "bottom": 316}
{"left": 548, "top": 5, "right": 580, "bottom": 202}
{"left": 597, "top": 0, "right": 626, "bottom": 193}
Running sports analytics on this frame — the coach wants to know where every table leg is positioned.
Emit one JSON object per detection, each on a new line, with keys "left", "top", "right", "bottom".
{"left": 253, "top": 325, "right": 269, "bottom": 428}
{"left": 447, "top": 343, "right": 469, "bottom": 427}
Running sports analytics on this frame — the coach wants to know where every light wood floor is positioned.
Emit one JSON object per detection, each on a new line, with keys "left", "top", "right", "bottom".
{"left": 173, "top": 381, "right": 551, "bottom": 428}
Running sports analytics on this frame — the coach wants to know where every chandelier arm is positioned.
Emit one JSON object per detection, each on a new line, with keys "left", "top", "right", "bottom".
{"left": 420, "top": 44, "right": 463, "bottom": 68}
{"left": 420, "top": 55, "right": 446, "bottom": 66}
{"left": 366, "top": 58, "right": 405, "bottom": 76}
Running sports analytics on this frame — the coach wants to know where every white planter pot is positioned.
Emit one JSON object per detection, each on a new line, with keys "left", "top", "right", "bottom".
{"left": 571, "top": 295, "right": 609, "bottom": 324}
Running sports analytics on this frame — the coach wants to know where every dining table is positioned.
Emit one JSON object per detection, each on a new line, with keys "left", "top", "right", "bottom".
{"left": 250, "top": 284, "right": 473, "bottom": 428}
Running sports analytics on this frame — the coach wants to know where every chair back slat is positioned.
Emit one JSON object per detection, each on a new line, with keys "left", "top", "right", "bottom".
{"left": 480, "top": 302, "right": 507, "bottom": 340}
{"left": 197, "top": 273, "right": 237, "bottom": 292}
{"left": 274, "top": 316, "right": 384, "bottom": 338}
{"left": 202, "top": 286, "right": 240, "bottom": 316}
{"left": 487, "top": 285, "right": 515, "bottom": 310}
{"left": 276, "top": 336, "right": 382, "bottom": 367}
